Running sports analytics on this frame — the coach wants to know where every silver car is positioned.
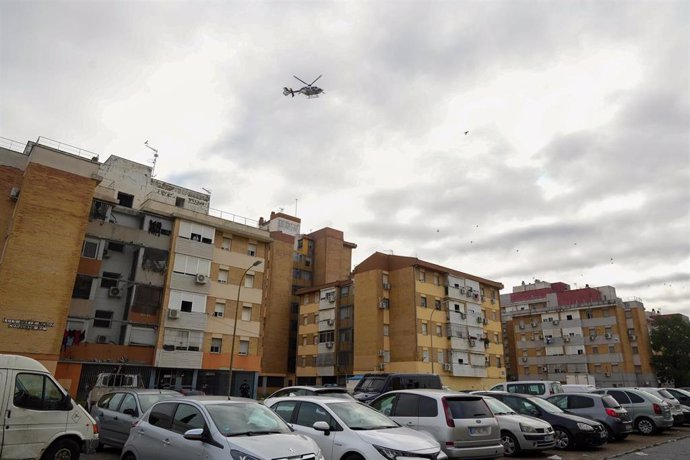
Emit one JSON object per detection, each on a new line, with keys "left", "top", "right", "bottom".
{"left": 593, "top": 388, "right": 674, "bottom": 435}
{"left": 482, "top": 396, "right": 555, "bottom": 457}
{"left": 369, "top": 389, "right": 503, "bottom": 459}
{"left": 91, "top": 389, "right": 181, "bottom": 449}
{"left": 637, "top": 387, "right": 685, "bottom": 425}
{"left": 269, "top": 395, "right": 447, "bottom": 460}
{"left": 546, "top": 393, "right": 633, "bottom": 441}
{"left": 120, "top": 397, "right": 324, "bottom": 460}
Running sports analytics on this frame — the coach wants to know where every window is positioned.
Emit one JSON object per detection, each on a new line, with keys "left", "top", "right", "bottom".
{"left": 82, "top": 238, "right": 99, "bottom": 259}
{"left": 340, "top": 285, "right": 350, "bottom": 297}
{"left": 302, "top": 336, "right": 308, "bottom": 346}
{"left": 172, "top": 404, "right": 205, "bottom": 434}
{"left": 625, "top": 391, "right": 645, "bottom": 403}
{"left": 421, "top": 322, "right": 428, "bottom": 335}
{"left": 496, "top": 356, "right": 502, "bottom": 368}
{"left": 173, "top": 254, "right": 210, "bottom": 276}
{"left": 395, "top": 394, "right": 419, "bottom": 417}
{"left": 149, "top": 402, "right": 176, "bottom": 429}
{"left": 117, "top": 192, "right": 134, "bottom": 208}
{"left": 433, "top": 273, "right": 440, "bottom": 286}
{"left": 592, "top": 346, "right": 599, "bottom": 354}
{"left": 163, "top": 329, "right": 203, "bottom": 351}
{"left": 93, "top": 310, "right": 113, "bottom": 328}
{"left": 434, "top": 299, "right": 441, "bottom": 310}
{"left": 609, "top": 346, "right": 616, "bottom": 353}
{"left": 211, "top": 338, "right": 222, "bottom": 353}
{"left": 239, "top": 340, "right": 249, "bottom": 355}
{"left": 242, "top": 305, "right": 252, "bottom": 321}
{"left": 221, "top": 237, "right": 231, "bottom": 251}
{"left": 589, "top": 328, "right": 596, "bottom": 336}
{"left": 437, "top": 350, "right": 444, "bottom": 364}
{"left": 422, "top": 349, "right": 429, "bottom": 362}
{"left": 247, "top": 243, "right": 257, "bottom": 256}
{"left": 295, "top": 402, "right": 333, "bottom": 429}
{"left": 14, "top": 373, "right": 64, "bottom": 410}
{"left": 383, "top": 324, "right": 389, "bottom": 336}
{"left": 420, "top": 296, "right": 427, "bottom": 308}
{"left": 273, "top": 401, "right": 298, "bottom": 423}
{"left": 214, "top": 302, "right": 225, "bottom": 318}
{"left": 218, "top": 269, "right": 229, "bottom": 284}
{"left": 168, "top": 290, "right": 207, "bottom": 313}
{"left": 178, "top": 220, "right": 214, "bottom": 244}
{"left": 120, "top": 394, "right": 137, "bottom": 415}
{"left": 632, "top": 346, "right": 639, "bottom": 354}
{"left": 101, "top": 272, "right": 122, "bottom": 288}
{"left": 244, "top": 274, "right": 254, "bottom": 288}
{"left": 72, "top": 275, "right": 93, "bottom": 299}
{"left": 180, "top": 300, "right": 192, "bottom": 313}
{"left": 419, "top": 270, "right": 426, "bottom": 282}
{"left": 175, "top": 197, "right": 185, "bottom": 208}
{"left": 436, "top": 325, "right": 442, "bottom": 337}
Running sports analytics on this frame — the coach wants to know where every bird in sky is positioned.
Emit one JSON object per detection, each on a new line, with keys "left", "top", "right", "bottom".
{"left": 464, "top": 131, "right": 470, "bottom": 135}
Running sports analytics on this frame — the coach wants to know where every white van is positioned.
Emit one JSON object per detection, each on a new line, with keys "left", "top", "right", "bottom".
{"left": 0, "top": 354, "right": 99, "bottom": 460}
{"left": 488, "top": 380, "right": 564, "bottom": 398}
{"left": 562, "top": 384, "right": 596, "bottom": 393}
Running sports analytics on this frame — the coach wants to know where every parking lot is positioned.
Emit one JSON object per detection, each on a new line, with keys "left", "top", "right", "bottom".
{"left": 83, "top": 425, "right": 690, "bottom": 460}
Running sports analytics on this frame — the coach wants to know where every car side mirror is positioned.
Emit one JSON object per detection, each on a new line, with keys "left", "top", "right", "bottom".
{"left": 312, "top": 421, "right": 331, "bottom": 435}
{"left": 123, "top": 408, "right": 138, "bottom": 417}
{"left": 183, "top": 428, "right": 204, "bottom": 441}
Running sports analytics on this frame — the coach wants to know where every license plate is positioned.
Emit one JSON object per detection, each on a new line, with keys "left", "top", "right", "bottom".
{"left": 543, "top": 435, "right": 554, "bottom": 442}
{"left": 469, "top": 427, "right": 489, "bottom": 435}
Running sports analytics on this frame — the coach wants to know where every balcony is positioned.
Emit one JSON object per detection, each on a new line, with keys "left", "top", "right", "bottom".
{"left": 581, "top": 316, "right": 618, "bottom": 328}
{"left": 451, "top": 364, "right": 488, "bottom": 378}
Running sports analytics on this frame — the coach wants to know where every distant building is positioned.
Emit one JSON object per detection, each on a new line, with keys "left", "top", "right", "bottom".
{"left": 350, "top": 252, "right": 505, "bottom": 390}
{"left": 500, "top": 280, "right": 657, "bottom": 387}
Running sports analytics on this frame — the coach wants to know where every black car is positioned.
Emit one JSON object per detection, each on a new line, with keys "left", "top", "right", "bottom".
{"left": 474, "top": 391, "right": 608, "bottom": 450}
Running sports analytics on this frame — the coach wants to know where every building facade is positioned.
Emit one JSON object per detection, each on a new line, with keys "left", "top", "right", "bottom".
{"left": 351, "top": 253, "right": 505, "bottom": 390}
{"left": 500, "top": 280, "right": 657, "bottom": 387}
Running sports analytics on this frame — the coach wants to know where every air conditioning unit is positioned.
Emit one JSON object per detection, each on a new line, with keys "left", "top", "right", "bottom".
{"left": 590, "top": 335, "right": 596, "bottom": 341}
{"left": 378, "top": 301, "right": 388, "bottom": 309}
{"left": 378, "top": 349, "right": 385, "bottom": 357}
{"left": 102, "top": 249, "right": 110, "bottom": 259}
{"left": 108, "top": 287, "right": 121, "bottom": 298}
{"left": 483, "top": 318, "right": 488, "bottom": 325}
{"left": 382, "top": 283, "right": 391, "bottom": 290}
{"left": 327, "top": 319, "right": 334, "bottom": 326}
{"left": 195, "top": 273, "right": 208, "bottom": 284}
{"left": 326, "top": 293, "right": 335, "bottom": 303}
{"left": 553, "top": 320, "right": 560, "bottom": 325}
{"left": 325, "top": 342, "right": 334, "bottom": 349}
{"left": 563, "top": 336, "right": 570, "bottom": 342}
{"left": 9, "top": 187, "right": 20, "bottom": 200}
{"left": 469, "top": 339, "right": 476, "bottom": 347}
{"left": 96, "top": 335, "right": 107, "bottom": 344}
{"left": 605, "top": 372, "right": 611, "bottom": 377}
{"left": 521, "top": 357, "right": 528, "bottom": 362}
{"left": 476, "top": 317, "right": 484, "bottom": 324}
{"left": 378, "top": 363, "right": 385, "bottom": 370}
{"left": 542, "top": 367, "right": 548, "bottom": 372}
{"left": 605, "top": 333, "right": 612, "bottom": 339}
{"left": 531, "top": 321, "right": 537, "bottom": 327}
{"left": 519, "top": 324, "right": 525, "bottom": 329}
{"left": 630, "top": 335, "right": 637, "bottom": 341}
{"left": 466, "top": 291, "right": 473, "bottom": 298}
{"left": 459, "top": 287, "right": 465, "bottom": 294}
{"left": 443, "top": 363, "right": 452, "bottom": 371}
{"left": 168, "top": 309, "right": 180, "bottom": 319}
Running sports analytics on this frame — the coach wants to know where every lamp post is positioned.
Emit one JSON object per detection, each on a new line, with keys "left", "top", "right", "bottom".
{"left": 228, "top": 260, "right": 262, "bottom": 397}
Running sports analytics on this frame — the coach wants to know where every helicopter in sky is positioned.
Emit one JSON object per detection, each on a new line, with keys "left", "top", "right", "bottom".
{"left": 283, "top": 75, "right": 324, "bottom": 98}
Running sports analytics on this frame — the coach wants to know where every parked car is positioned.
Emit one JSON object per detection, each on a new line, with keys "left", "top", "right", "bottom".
{"left": 268, "top": 395, "right": 448, "bottom": 460}
{"left": 546, "top": 392, "right": 633, "bottom": 441}
{"left": 0, "top": 354, "right": 99, "bottom": 460}
{"left": 369, "top": 389, "right": 503, "bottom": 459}
{"left": 593, "top": 388, "right": 674, "bottom": 435}
{"left": 120, "top": 397, "right": 325, "bottom": 460}
{"left": 473, "top": 391, "right": 608, "bottom": 450}
{"left": 487, "top": 381, "right": 564, "bottom": 398}
{"left": 86, "top": 372, "right": 144, "bottom": 411}
{"left": 352, "top": 373, "right": 443, "bottom": 403}
{"left": 562, "top": 384, "right": 596, "bottom": 393}
{"left": 665, "top": 388, "right": 690, "bottom": 406}
{"left": 263, "top": 385, "right": 354, "bottom": 407}
{"left": 481, "top": 395, "right": 556, "bottom": 457}
{"left": 90, "top": 389, "right": 181, "bottom": 449}
{"left": 637, "top": 387, "right": 685, "bottom": 425}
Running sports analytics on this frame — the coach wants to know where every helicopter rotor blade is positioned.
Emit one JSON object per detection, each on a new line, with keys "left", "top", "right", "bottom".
{"left": 309, "top": 74, "right": 322, "bottom": 86}
{"left": 293, "top": 75, "right": 310, "bottom": 86}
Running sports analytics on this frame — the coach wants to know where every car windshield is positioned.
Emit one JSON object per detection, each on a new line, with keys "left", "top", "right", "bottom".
{"left": 529, "top": 396, "right": 564, "bottom": 414}
{"left": 138, "top": 394, "right": 178, "bottom": 413}
{"left": 484, "top": 397, "right": 516, "bottom": 415}
{"left": 656, "top": 389, "right": 675, "bottom": 400}
{"left": 355, "top": 377, "right": 387, "bottom": 392}
{"left": 327, "top": 401, "right": 398, "bottom": 430}
{"left": 206, "top": 403, "right": 292, "bottom": 436}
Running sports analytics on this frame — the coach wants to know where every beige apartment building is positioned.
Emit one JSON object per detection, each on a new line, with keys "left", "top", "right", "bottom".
{"left": 0, "top": 138, "right": 102, "bottom": 374}
{"left": 351, "top": 252, "right": 505, "bottom": 390}
{"left": 501, "top": 280, "right": 657, "bottom": 386}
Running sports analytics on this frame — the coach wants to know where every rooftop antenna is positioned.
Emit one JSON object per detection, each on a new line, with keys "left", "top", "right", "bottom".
{"left": 201, "top": 188, "right": 212, "bottom": 195}
{"left": 144, "top": 140, "right": 159, "bottom": 177}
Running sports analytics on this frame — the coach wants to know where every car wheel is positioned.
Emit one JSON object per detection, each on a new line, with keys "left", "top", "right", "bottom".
{"left": 604, "top": 424, "right": 616, "bottom": 441}
{"left": 122, "top": 453, "right": 136, "bottom": 460}
{"left": 41, "top": 438, "right": 79, "bottom": 460}
{"left": 501, "top": 431, "right": 521, "bottom": 457}
{"left": 553, "top": 426, "right": 573, "bottom": 449}
{"left": 636, "top": 417, "right": 657, "bottom": 435}
{"left": 343, "top": 455, "right": 364, "bottom": 460}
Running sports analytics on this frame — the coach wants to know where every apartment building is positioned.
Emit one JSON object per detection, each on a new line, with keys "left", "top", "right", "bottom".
{"left": 295, "top": 280, "right": 355, "bottom": 385}
{"left": 0, "top": 138, "right": 102, "bottom": 374}
{"left": 257, "top": 215, "right": 356, "bottom": 395}
{"left": 501, "top": 280, "right": 657, "bottom": 387}
{"left": 352, "top": 252, "right": 505, "bottom": 390}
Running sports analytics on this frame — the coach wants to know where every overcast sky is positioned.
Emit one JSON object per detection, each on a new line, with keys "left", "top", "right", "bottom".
{"left": 2, "top": 0, "right": 688, "bottom": 317}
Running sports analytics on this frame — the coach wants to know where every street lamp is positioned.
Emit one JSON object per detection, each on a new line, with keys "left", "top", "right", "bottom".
{"left": 228, "top": 260, "right": 262, "bottom": 397}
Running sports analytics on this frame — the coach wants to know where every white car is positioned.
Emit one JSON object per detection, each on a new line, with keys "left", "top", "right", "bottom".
{"left": 482, "top": 396, "right": 556, "bottom": 457}
{"left": 268, "top": 396, "right": 447, "bottom": 460}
